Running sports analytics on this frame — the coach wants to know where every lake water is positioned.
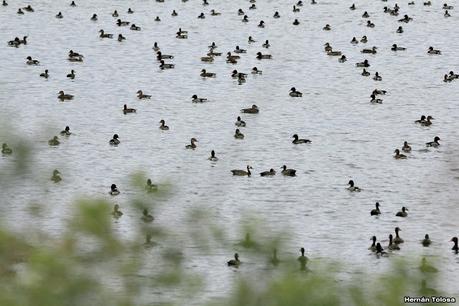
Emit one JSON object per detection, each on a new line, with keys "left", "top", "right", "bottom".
{"left": 1, "top": 0, "right": 459, "bottom": 303}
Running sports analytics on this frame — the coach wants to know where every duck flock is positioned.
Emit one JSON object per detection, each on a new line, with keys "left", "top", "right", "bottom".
{"left": 1, "top": 0, "right": 459, "bottom": 294}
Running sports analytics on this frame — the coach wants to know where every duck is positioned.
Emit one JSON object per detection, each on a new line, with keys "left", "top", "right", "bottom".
{"left": 56, "top": 12, "right": 63, "bottom": 19}
{"left": 127, "top": 8, "right": 134, "bottom": 14}
{"left": 116, "top": 19, "right": 130, "bottom": 26}
{"left": 8, "top": 37, "right": 21, "bottom": 48}
{"left": 356, "top": 59, "right": 370, "bottom": 67}
{"left": 40, "top": 70, "right": 49, "bottom": 79}
{"left": 399, "top": 15, "right": 413, "bottom": 23}
{"left": 91, "top": 14, "right": 98, "bottom": 21}
{"left": 145, "top": 179, "right": 158, "bottom": 192}
{"left": 238, "top": 8, "right": 245, "bottom": 16}
{"left": 281, "top": 165, "right": 296, "bottom": 176}
{"left": 137, "top": 90, "right": 151, "bottom": 99}
{"left": 234, "top": 46, "right": 247, "bottom": 54}
{"left": 293, "top": 5, "right": 300, "bottom": 12}
{"left": 155, "top": 16, "right": 161, "bottom": 22}
{"left": 208, "top": 150, "right": 218, "bottom": 161}
{"left": 159, "top": 60, "right": 175, "bottom": 69}
{"left": 112, "top": 204, "right": 123, "bottom": 218}
{"left": 449, "top": 71, "right": 459, "bottom": 79}
{"left": 197, "top": 13, "right": 205, "bottom": 19}
{"left": 394, "top": 227, "right": 403, "bottom": 244}
{"left": 396, "top": 26, "right": 404, "bottom": 33}
{"left": 226, "top": 52, "right": 240, "bottom": 61}
{"left": 260, "top": 169, "right": 276, "bottom": 177}
{"left": 422, "top": 234, "right": 431, "bottom": 247}
{"left": 249, "top": 4, "right": 257, "bottom": 10}
{"left": 152, "top": 42, "right": 160, "bottom": 51}
{"left": 451, "top": 237, "right": 459, "bottom": 253}
{"left": 427, "top": 47, "right": 441, "bottom": 55}
{"left": 273, "top": 11, "right": 280, "bottom": 18}
{"left": 48, "top": 136, "right": 60, "bottom": 146}
{"left": 2, "top": 0, "right": 7, "bottom": 6}
{"left": 372, "top": 89, "right": 386, "bottom": 95}
{"left": 289, "top": 87, "right": 303, "bottom": 97}
{"left": 26, "top": 56, "right": 39, "bottom": 65}
{"left": 293, "top": 19, "right": 300, "bottom": 25}
{"left": 1, "top": 143, "right": 13, "bottom": 155}
{"left": 297, "top": 248, "right": 308, "bottom": 270}
{"left": 369, "top": 236, "right": 377, "bottom": 251}
{"left": 421, "top": 116, "right": 433, "bottom": 126}
{"left": 234, "top": 129, "right": 244, "bottom": 139}
{"left": 338, "top": 55, "right": 347, "bottom": 63}
{"left": 60, "top": 126, "right": 71, "bottom": 136}
{"left": 327, "top": 50, "right": 342, "bottom": 56}
{"left": 292, "top": 134, "right": 311, "bottom": 144}
{"left": 258, "top": 20, "right": 265, "bottom": 28}
{"left": 362, "top": 11, "right": 370, "bottom": 18}
{"left": 231, "top": 70, "right": 247, "bottom": 79}
{"left": 370, "top": 202, "right": 381, "bottom": 215}
{"left": 201, "top": 56, "right": 214, "bottom": 63}
{"left": 227, "top": 253, "right": 240, "bottom": 266}
{"left": 99, "top": 30, "right": 113, "bottom": 38}
{"left": 366, "top": 21, "right": 375, "bottom": 28}
{"left": 402, "top": 141, "right": 411, "bottom": 153}
{"left": 185, "top": 138, "right": 198, "bottom": 149}
{"left": 394, "top": 149, "right": 407, "bottom": 159}
{"left": 241, "top": 105, "right": 259, "bottom": 114}
{"left": 23, "top": 5, "right": 34, "bottom": 12}
{"left": 351, "top": 37, "right": 358, "bottom": 44}
{"left": 361, "top": 69, "right": 370, "bottom": 76}
{"left": 444, "top": 74, "right": 453, "bottom": 82}
{"left": 426, "top": 136, "right": 440, "bottom": 148}
{"left": 17, "top": 8, "right": 24, "bottom": 15}
{"left": 396, "top": 206, "right": 408, "bottom": 217}
{"left": 256, "top": 52, "right": 272, "bottom": 59}
{"left": 232, "top": 117, "right": 246, "bottom": 128}
{"left": 360, "top": 36, "right": 368, "bottom": 43}
{"left": 347, "top": 180, "right": 361, "bottom": 192}
{"left": 424, "top": 1, "right": 431, "bottom": 5}
{"left": 444, "top": 10, "right": 451, "bottom": 17}
{"left": 231, "top": 165, "right": 252, "bottom": 176}
{"left": 118, "top": 34, "right": 126, "bottom": 42}
{"left": 370, "top": 94, "right": 382, "bottom": 104}
{"left": 69, "top": 50, "right": 84, "bottom": 59}
{"left": 123, "top": 104, "right": 136, "bottom": 114}
{"left": 58, "top": 91, "right": 74, "bottom": 101}
{"left": 159, "top": 120, "right": 169, "bottom": 130}
{"left": 242, "top": 15, "right": 249, "bottom": 22}
{"left": 443, "top": 3, "right": 454, "bottom": 9}
{"left": 210, "top": 9, "right": 221, "bottom": 16}
{"left": 419, "top": 257, "right": 438, "bottom": 273}
{"left": 191, "top": 95, "right": 207, "bottom": 103}
{"left": 157, "top": 51, "right": 174, "bottom": 60}
{"left": 373, "top": 72, "right": 382, "bottom": 81}
{"left": 251, "top": 67, "right": 262, "bottom": 74}
{"left": 141, "top": 209, "right": 154, "bottom": 222}
{"left": 66, "top": 70, "right": 75, "bottom": 79}
{"left": 375, "top": 243, "right": 387, "bottom": 256}
{"left": 262, "top": 40, "right": 270, "bottom": 48}
{"left": 109, "top": 134, "right": 120, "bottom": 146}
{"left": 349, "top": 4, "right": 356, "bottom": 10}
{"left": 391, "top": 44, "right": 406, "bottom": 51}
{"left": 112, "top": 10, "right": 118, "bottom": 17}
{"left": 323, "top": 24, "right": 331, "bottom": 31}
{"left": 387, "top": 234, "right": 400, "bottom": 251}
{"left": 200, "top": 69, "right": 216, "bottom": 78}
{"left": 248, "top": 36, "right": 256, "bottom": 43}
{"left": 51, "top": 169, "right": 62, "bottom": 183}
{"left": 415, "top": 115, "right": 427, "bottom": 124}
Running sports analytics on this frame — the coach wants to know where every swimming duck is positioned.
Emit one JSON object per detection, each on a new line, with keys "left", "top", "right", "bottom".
{"left": 443, "top": 3, "right": 454, "bottom": 9}
{"left": 198, "top": 12, "right": 205, "bottom": 19}
{"left": 70, "top": 1, "right": 77, "bottom": 7}
{"left": 258, "top": 20, "right": 265, "bottom": 28}
{"left": 112, "top": 204, "right": 123, "bottom": 218}
{"left": 208, "top": 150, "right": 218, "bottom": 161}
{"left": 159, "top": 60, "right": 175, "bottom": 69}
{"left": 145, "top": 179, "right": 158, "bottom": 192}
{"left": 444, "top": 10, "right": 451, "bottom": 17}
{"left": 159, "top": 120, "right": 169, "bottom": 130}
{"left": 26, "top": 56, "right": 39, "bottom": 65}
{"left": 375, "top": 243, "right": 387, "bottom": 256}
{"left": 109, "top": 134, "right": 120, "bottom": 145}
{"left": 8, "top": 37, "right": 21, "bottom": 48}
{"left": 155, "top": 16, "right": 161, "bottom": 22}
{"left": 251, "top": 67, "right": 262, "bottom": 74}
{"left": 123, "top": 104, "right": 136, "bottom": 114}
{"left": 373, "top": 72, "right": 382, "bottom": 81}
{"left": 394, "top": 227, "right": 403, "bottom": 244}
{"left": 351, "top": 37, "right": 358, "bottom": 44}
{"left": 366, "top": 21, "right": 375, "bottom": 28}
{"left": 200, "top": 69, "right": 216, "bottom": 78}
{"left": 369, "top": 236, "right": 377, "bottom": 251}
{"left": 402, "top": 141, "right": 411, "bottom": 153}
{"left": 185, "top": 138, "right": 198, "bottom": 149}
{"left": 444, "top": 74, "right": 453, "bottom": 82}
{"left": 370, "top": 94, "right": 382, "bottom": 103}
{"left": 370, "top": 202, "right": 381, "bottom": 215}
{"left": 91, "top": 14, "right": 98, "bottom": 21}
{"left": 99, "top": 30, "right": 113, "bottom": 38}
{"left": 262, "top": 40, "right": 270, "bottom": 48}
{"left": 248, "top": 36, "right": 256, "bottom": 43}
{"left": 141, "top": 209, "right": 154, "bottom": 222}
{"left": 362, "top": 11, "right": 369, "bottom": 18}
{"left": 60, "top": 126, "right": 71, "bottom": 136}
{"left": 424, "top": 1, "right": 431, "bottom": 5}
{"left": 238, "top": 8, "right": 245, "bottom": 15}
{"left": 273, "top": 11, "right": 280, "bottom": 18}
{"left": 422, "top": 234, "right": 431, "bottom": 247}
{"left": 419, "top": 257, "right": 438, "bottom": 273}
{"left": 51, "top": 169, "right": 62, "bottom": 183}
{"left": 293, "top": 19, "right": 300, "bottom": 25}
{"left": 349, "top": 4, "right": 356, "bottom": 10}
{"left": 137, "top": 90, "right": 151, "bottom": 99}
{"left": 191, "top": 95, "right": 207, "bottom": 103}
{"left": 126, "top": 7, "right": 133, "bottom": 13}
{"left": 323, "top": 24, "right": 331, "bottom": 31}
{"left": 356, "top": 59, "right": 370, "bottom": 67}
{"left": 449, "top": 71, "right": 459, "bottom": 79}
{"left": 241, "top": 105, "right": 259, "bottom": 113}
{"left": 421, "top": 116, "right": 433, "bottom": 126}
{"left": 256, "top": 52, "right": 272, "bottom": 60}
{"left": 234, "top": 46, "right": 246, "bottom": 54}
{"left": 360, "top": 36, "right": 368, "bottom": 43}
{"left": 260, "top": 169, "right": 276, "bottom": 177}
{"left": 56, "top": 12, "right": 63, "bottom": 19}
{"left": 391, "top": 44, "right": 406, "bottom": 51}
{"left": 231, "top": 70, "right": 247, "bottom": 79}
{"left": 67, "top": 70, "right": 75, "bottom": 79}
{"left": 281, "top": 165, "right": 296, "bottom": 176}
{"left": 293, "top": 5, "right": 300, "bottom": 12}
{"left": 249, "top": 4, "right": 256, "bottom": 10}
{"left": 361, "top": 69, "right": 370, "bottom": 76}
{"left": 231, "top": 165, "right": 252, "bottom": 176}
{"left": 297, "top": 248, "right": 308, "bottom": 270}
{"left": 17, "top": 8, "right": 24, "bottom": 14}
{"left": 69, "top": 50, "right": 84, "bottom": 59}
{"left": 292, "top": 134, "right": 311, "bottom": 144}
{"left": 338, "top": 55, "right": 347, "bottom": 63}
{"left": 2, "top": 0, "right": 7, "bottom": 6}
{"left": 118, "top": 34, "right": 126, "bottom": 42}
{"left": 399, "top": 15, "right": 413, "bottom": 23}
{"left": 202, "top": 0, "right": 209, "bottom": 5}
{"left": 157, "top": 52, "right": 174, "bottom": 60}
{"left": 347, "top": 180, "right": 361, "bottom": 192}
{"left": 170, "top": 10, "right": 178, "bottom": 16}
{"left": 426, "top": 136, "right": 440, "bottom": 148}
{"left": 451, "top": 237, "right": 459, "bottom": 253}
{"left": 234, "top": 129, "right": 244, "bottom": 139}
{"left": 372, "top": 89, "right": 386, "bottom": 95}
{"left": 415, "top": 115, "right": 426, "bottom": 124}
{"left": 396, "top": 26, "right": 404, "bottom": 33}
{"left": 210, "top": 9, "right": 220, "bottom": 16}
{"left": 323, "top": 43, "right": 333, "bottom": 52}
{"left": 360, "top": 46, "right": 378, "bottom": 54}
{"left": 427, "top": 47, "right": 441, "bottom": 55}
{"left": 235, "top": 116, "right": 246, "bottom": 127}
{"left": 396, "top": 206, "right": 408, "bottom": 217}
{"left": 242, "top": 15, "right": 249, "bottom": 22}
{"left": 23, "top": 5, "right": 34, "bottom": 12}
{"left": 201, "top": 56, "right": 214, "bottom": 63}
{"left": 112, "top": 10, "right": 118, "bottom": 17}
{"left": 1, "top": 143, "right": 12, "bottom": 155}
{"left": 289, "top": 87, "right": 303, "bottom": 97}
{"left": 58, "top": 91, "right": 74, "bottom": 101}
{"left": 48, "top": 136, "right": 60, "bottom": 146}
{"left": 40, "top": 70, "right": 49, "bottom": 79}
{"left": 227, "top": 253, "right": 240, "bottom": 266}
{"left": 152, "top": 42, "right": 160, "bottom": 51}
{"left": 117, "top": 19, "right": 130, "bottom": 26}
{"left": 394, "top": 149, "right": 407, "bottom": 159}
{"left": 387, "top": 234, "right": 400, "bottom": 250}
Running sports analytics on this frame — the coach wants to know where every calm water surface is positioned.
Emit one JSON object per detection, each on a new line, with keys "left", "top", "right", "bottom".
{"left": 1, "top": 0, "right": 459, "bottom": 303}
